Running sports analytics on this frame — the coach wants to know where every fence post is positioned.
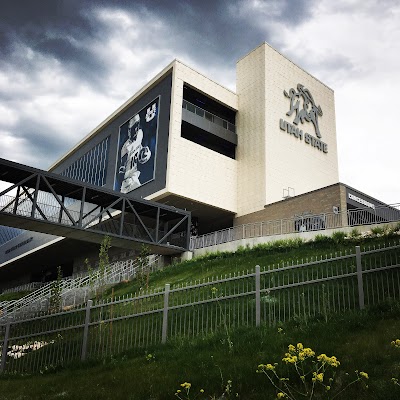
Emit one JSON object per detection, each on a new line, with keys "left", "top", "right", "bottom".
{"left": 355, "top": 246, "right": 365, "bottom": 309}
{"left": 255, "top": 265, "right": 261, "bottom": 327}
{"left": 81, "top": 299, "right": 93, "bottom": 361}
{"left": 162, "top": 284, "right": 170, "bottom": 344}
{"left": 0, "top": 322, "right": 11, "bottom": 373}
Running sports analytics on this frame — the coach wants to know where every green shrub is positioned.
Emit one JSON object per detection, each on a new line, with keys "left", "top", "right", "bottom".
{"left": 385, "top": 223, "right": 400, "bottom": 238}
{"left": 371, "top": 226, "right": 385, "bottom": 236}
{"left": 313, "top": 234, "right": 332, "bottom": 246}
{"left": 235, "top": 244, "right": 250, "bottom": 255}
{"left": 349, "top": 228, "right": 361, "bottom": 239}
{"left": 331, "top": 231, "right": 347, "bottom": 245}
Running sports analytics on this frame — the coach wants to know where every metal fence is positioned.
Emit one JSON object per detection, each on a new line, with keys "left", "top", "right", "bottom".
{"left": 190, "top": 203, "right": 400, "bottom": 250}
{"left": 1, "top": 282, "right": 46, "bottom": 295}
{"left": 0, "top": 255, "right": 162, "bottom": 323}
{"left": 1, "top": 243, "right": 399, "bottom": 374}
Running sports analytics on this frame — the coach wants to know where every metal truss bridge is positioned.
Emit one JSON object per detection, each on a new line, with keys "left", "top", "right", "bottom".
{"left": 0, "top": 158, "right": 191, "bottom": 255}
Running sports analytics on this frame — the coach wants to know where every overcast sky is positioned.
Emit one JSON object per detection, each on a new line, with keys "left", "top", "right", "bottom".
{"left": 1, "top": 0, "right": 399, "bottom": 204}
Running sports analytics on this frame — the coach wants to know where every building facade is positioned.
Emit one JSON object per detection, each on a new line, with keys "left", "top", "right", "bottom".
{"left": 0, "top": 43, "right": 388, "bottom": 289}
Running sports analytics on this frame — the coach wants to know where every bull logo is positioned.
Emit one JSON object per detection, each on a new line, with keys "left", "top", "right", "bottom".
{"left": 284, "top": 84, "right": 323, "bottom": 138}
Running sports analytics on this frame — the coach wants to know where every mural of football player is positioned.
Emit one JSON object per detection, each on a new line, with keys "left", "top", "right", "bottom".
{"left": 119, "top": 114, "right": 151, "bottom": 193}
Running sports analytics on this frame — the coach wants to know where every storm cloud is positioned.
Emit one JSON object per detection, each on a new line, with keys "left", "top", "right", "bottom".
{"left": 0, "top": 0, "right": 399, "bottom": 203}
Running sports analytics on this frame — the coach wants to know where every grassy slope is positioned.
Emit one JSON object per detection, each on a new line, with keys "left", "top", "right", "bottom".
{"left": 106, "top": 235, "right": 400, "bottom": 299}
{"left": 1, "top": 234, "right": 400, "bottom": 399}
{"left": 1, "top": 304, "right": 400, "bottom": 399}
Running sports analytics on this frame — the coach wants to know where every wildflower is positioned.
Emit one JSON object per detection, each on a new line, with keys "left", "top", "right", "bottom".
{"left": 200, "top": 389, "right": 204, "bottom": 393}
{"left": 326, "top": 386, "right": 331, "bottom": 391}
{"left": 145, "top": 353, "right": 155, "bottom": 362}
{"left": 297, "top": 343, "right": 303, "bottom": 350}
{"left": 312, "top": 372, "right": 324, "bottom": 382}
{"left": 282, "top": 354, "right": 297, "bottom": 364}
{"left": 277, "top": 327, "right": 283, "bottom": 333}
{"left": 391, "top": 339, "right": 400, "bottom": 348}
{"left": 359, "top": 371, "right": 369, "bottom": 379}
{"left": 317, "top": 353, "right": 340, "bottom": 367}
{"left": 277, "top": 392, "right": 286, "bottom": 398}
{"left": 298, "top": 347, "right": 315, "bottom": 360}
{"left": 180, "top": 382, "right": 191, "bottom": 389}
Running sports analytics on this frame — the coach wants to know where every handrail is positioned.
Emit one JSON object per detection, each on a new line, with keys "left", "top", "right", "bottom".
{"left": 182, "top": 99, "right": 236, "bottom": 133}
{"left": 0, "top": 255, "right": 162, "bottom": 321}
{"left": 190, "top": 203, "right": 400, "bottom": 250}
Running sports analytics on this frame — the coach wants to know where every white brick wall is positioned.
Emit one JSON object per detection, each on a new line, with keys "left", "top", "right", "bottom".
{"left": 236, "top": 43, "right": 339, "bottom": 216}
{"left": 236, "top": 45, "right": 267, "bottom": 216}
{"left": 264, "top": 43, "right": 339, "bottom": 205}
{"left": 165, "top": 61, "right": 238, "bottom": 213}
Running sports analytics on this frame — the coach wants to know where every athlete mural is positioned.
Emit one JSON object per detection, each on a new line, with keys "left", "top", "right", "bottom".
{"left": 114, "top": 98, "right": 159, "bottom": 193}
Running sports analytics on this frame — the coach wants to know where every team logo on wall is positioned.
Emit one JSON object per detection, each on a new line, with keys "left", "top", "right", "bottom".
{"left": 284, "top": 84, "right": 323, "bottom": 138}
{"left": 114, "top": 97, "right": 159, "bottom": 193}
{"left": 279, "top": 84, "right": 327, "bottom": 153}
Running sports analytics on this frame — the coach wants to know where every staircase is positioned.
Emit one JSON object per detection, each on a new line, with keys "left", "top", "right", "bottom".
{"left": 0, "top": 255, "right": 162, "bottom": 322}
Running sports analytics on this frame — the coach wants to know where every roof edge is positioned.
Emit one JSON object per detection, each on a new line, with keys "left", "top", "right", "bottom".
{"left": 48, "top": 59, "right": 177, "bottom": 171}
{"left": 237, "top": 42, "right": 334, "bottom": 92}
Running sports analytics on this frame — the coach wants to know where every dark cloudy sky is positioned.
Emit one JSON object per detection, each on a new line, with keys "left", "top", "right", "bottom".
{"left": 1, "top": 0, "right": 399, "bottom": 204}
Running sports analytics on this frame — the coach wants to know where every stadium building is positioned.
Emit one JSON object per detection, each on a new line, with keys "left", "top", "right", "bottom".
{"left": 0, "top": 43, "right": 394, "bottom": 290}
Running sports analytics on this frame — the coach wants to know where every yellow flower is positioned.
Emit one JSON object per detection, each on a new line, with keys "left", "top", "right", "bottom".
{"left": 326, "top": 386, "right": 331, "bottom": 391}
{"left": 265, "top": 363, "right": 275, "bottom": 370}
{"left": 298, "top": 348, "right": 315, "bottom": 361}
{"left": 297, "top": 343, "right": 304, "bottom": 350}
{"left": 282, "top": 354, "right": 298, "bottom": 364}
{"left": 391, "top": 339, "right": 400, "bottom": 348}
{"left": 180, "top": 382, "right": 191, "bottom": 389}
{"left": 317, "top": 353, "right": 340, "bottom": 367}
{"left": 359, "top": 371, "right": 369, "bottom": 379}
{"left": 277, "top": 392, "right": 286, "bottom": 399}
{"left": 200, "top": 389, "right": 204, "bottom": 393}
{"left": 312, "top": 372, "right": 324, "bottom": 382}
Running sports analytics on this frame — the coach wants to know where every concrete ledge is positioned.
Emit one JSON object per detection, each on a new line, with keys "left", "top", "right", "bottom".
{"left": 181, "top": 251, "right": 193, "bottom": 261}
{"left": 192, "top": 222, "right": 399, "bottom": 258}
